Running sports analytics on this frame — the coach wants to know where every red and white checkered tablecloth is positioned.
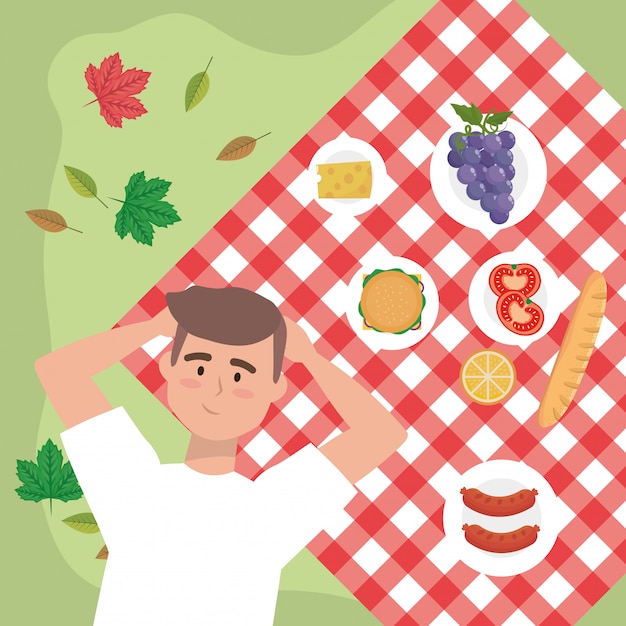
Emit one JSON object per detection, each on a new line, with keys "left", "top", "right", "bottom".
{"left": 117, "top": 0, "right": 626, "bottom": 623}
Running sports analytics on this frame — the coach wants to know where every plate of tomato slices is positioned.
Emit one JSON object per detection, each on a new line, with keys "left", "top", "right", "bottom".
{"left": 468, "top": 252, "right": 561, "bottom": 348}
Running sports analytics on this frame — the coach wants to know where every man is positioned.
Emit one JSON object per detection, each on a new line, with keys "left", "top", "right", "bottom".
{"left": 36, "top": 285, "right": 407, "bottom": 625}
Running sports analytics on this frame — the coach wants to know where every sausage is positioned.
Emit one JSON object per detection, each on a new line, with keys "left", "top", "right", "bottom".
{"left": 460, "top": 487, "right": 538, "bottom": 516}
{"left": 462, "top": 523, "right": 540, "bottom": 553}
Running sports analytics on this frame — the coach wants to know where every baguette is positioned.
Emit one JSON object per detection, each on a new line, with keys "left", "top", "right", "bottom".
{"left": 537, "top": 270, "right": 607, "bottom": 427}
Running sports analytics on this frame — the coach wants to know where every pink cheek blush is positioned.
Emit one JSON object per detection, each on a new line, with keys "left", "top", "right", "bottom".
{"left": 180, "top": 378, "right": 202, "bottom": 389}
{"left": 233, "top": 388, "right": 254, "bottom": 399}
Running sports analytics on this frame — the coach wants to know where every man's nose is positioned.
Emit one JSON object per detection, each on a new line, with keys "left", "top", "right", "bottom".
{"left": 208, "top": 374, "right": 223, "bottom": 396}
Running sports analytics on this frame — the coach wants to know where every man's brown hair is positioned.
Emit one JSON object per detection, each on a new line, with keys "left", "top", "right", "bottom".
{"left": 165, "top": 286, "right": 286, "bottom": 382}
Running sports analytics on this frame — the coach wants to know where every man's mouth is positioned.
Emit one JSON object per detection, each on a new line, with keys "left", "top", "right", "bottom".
{"left": 201, "top": 404, "right": 220, "bottom": 415}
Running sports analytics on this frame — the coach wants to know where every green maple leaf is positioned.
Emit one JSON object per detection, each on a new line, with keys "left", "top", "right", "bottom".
{"left": 112, "top": 171, "right": 180, "bottom": 246}
{"left": 15, "top": 439, "right": 83, "bottom": 513}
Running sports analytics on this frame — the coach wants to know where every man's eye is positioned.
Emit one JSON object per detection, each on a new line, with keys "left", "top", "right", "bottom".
{"left": 234, "top": 372, "right": 241, "bottom": 383}
{"left": 197, "top": 366, "right": 204, "bottom": 376}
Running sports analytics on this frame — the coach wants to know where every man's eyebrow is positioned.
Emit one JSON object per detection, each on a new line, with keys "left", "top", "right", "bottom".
{"left": 230, "top": 358, "right": 256, "bottom": 374}
{"left": 183, "top": 352, "right": 212, "bottom": 362}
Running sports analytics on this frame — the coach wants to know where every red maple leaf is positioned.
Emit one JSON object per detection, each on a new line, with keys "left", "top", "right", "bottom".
{"left": 84, "top": 53, "right": 151, "bottom": 128}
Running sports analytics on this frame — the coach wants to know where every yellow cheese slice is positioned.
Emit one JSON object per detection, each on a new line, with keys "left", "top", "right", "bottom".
{"left": 317, "top": 161, "right": 372, "bottom": 199}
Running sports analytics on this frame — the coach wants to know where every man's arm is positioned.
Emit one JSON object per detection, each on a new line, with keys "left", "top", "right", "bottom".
{"left": 35, "top": 308, "right": 177, "bottom": 429}
{"left": 283, "top": 318, "right": 407, "bottom": 484}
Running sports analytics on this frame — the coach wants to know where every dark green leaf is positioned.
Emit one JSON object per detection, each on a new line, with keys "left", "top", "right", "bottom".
{"left": 135, "top": 202, "right": 180, "bottom": 228}
{"left": 15, "top": 439, "right": 83, "bottom": 510}
{"left": 16, "top": 460, "right": 44, "bottom": 495}
{"left": 56, "top": 486, "right": 84, "bottom": 502}
{"left": 36, "top": 439, "right": 63, "bottom": 498}
{"left": 128, "top": 210, "right": 155, "bottom": 246}
{"left": 15, "top": 485, "right": 45, "bottom": 502}
{"left": 115, "top": 206, "right": 131, "bottom": 239}
{"left": 124, "top": 171, "right": 146, "bottom": 199}
{"left": 129, "top": 177, "right": 171, "bottom": 201}
{"left": 115, "top": 171, "right": 180, "bottom": 245}
{"left": 56, "top": 461, "right": 83, "bottom": 500}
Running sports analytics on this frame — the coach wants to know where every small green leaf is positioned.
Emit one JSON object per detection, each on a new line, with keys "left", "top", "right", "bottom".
{"left": 485, "top": 110, "right": 513, "bottom": 126}
{"left": 185, "top": 58, "right": 212, "bottom": 112}
{"left": 64, "top": 166, "right": 108, "bottom": 208}
{"left": 451, "top": 103, "right": 482, "bottom": 126}
{"left": 62, "top": 512, "right": 100, "bottom": 534}
{"left": 469, "top": 103, "right": 483, "bottom": 124}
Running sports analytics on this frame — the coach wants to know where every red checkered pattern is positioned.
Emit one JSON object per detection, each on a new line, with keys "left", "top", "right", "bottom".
{"left": 117, "top": 1, "right": 626, "bottom": 624}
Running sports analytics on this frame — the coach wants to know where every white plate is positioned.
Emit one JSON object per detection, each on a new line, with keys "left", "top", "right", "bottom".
{"left": 309, "top": 133, "right": 393, "bottom": 217}
{"left": 468, "top": 251, "right": 561, "bottom": 348}
{"left": 430, "top": 119, "right": 547, "bottom": 237}
{"left": 442, "top": 460, "right": 559, "bottom": 577}
{"left": 345, "top": 255, "right": 439, "bottom": 351}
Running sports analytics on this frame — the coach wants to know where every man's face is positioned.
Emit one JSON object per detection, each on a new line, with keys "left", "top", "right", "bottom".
{"left": 159, "top": 333, "right": 287, "bottom": 441}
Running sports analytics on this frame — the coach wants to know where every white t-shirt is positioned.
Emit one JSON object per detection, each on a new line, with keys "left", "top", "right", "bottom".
{"left": 61, "top": 407, "right": 357, "bottom": 626}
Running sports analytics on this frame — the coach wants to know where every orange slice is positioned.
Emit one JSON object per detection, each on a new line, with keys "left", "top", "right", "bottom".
{"left": 460, "top": 349, "right": 516, "bottom": 405}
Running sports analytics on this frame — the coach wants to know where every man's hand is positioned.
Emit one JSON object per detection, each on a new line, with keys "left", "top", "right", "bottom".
{"left": 286, "top": 314, "right": 407, "bottom": 485}
{"left": 36, "top": 311, "right": 174, "bottom": 429}
{"left": 283, "top": 317, "right": 318, "bottom": 365}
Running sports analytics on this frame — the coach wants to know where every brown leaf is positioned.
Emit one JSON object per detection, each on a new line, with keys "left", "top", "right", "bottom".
{"left": 25, "top": 209, "right": 82, "bottom": 234}
{"left": 96, "top": 544, "right": 108, "bottom": 560}
{"left": 216, "top": 132, "right": 270, "bottom": 161}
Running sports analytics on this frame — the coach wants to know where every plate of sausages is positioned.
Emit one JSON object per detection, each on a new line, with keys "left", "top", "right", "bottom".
{"left": 442, "top": 460, "right": 559, "bottom": 576}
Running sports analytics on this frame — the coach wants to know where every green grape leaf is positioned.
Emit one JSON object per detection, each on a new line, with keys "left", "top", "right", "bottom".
{"left": 485, "top": 110, "right": 513, "bottom": 127}
{"left": 15, "top": 439, "right": 83, "bottom": 512}
{"left": 112, "top": 171, "right": 180, "bottom": 246}
{"left": 62, "top": 512, "right": 100, "bottom": 534}
{"left": 185, "top": 58, "right": 212, "bottom": 112}
{"left": 64, "top": 165, "right": 108, "bottom": 208}
{"left": 451, "top": 103, "right": 483, "bottom": 126}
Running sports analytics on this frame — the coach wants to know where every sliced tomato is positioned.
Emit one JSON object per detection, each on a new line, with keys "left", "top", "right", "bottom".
{"left": 489, "top": 263, "right": 541, "bottom": 298}
{"left": 496, "top": 291, "right": 544, "bottom": 336}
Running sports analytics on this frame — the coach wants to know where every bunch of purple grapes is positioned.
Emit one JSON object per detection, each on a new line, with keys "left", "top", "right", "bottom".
{"left": 447, "top": 129, "right": 517, "bottom": 224}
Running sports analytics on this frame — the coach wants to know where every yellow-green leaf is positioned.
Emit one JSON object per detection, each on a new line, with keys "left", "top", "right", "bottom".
{"left": 185, "top": 58, "right": 212, "bottom": 112}
{"left": 64, "top": 165, "right": 108, "bottom": 207}
{"left": 62, "top": 512, "right": 100, "bottom": 534}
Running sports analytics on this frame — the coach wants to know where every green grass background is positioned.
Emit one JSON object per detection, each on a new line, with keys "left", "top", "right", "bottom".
{"left": 2, "top": 0, "right": 624, "bottom": 623}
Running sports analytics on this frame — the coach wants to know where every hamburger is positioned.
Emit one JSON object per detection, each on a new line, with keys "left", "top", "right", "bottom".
{"left": 358, "top": 268, "right": 426, "bottom": 334}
